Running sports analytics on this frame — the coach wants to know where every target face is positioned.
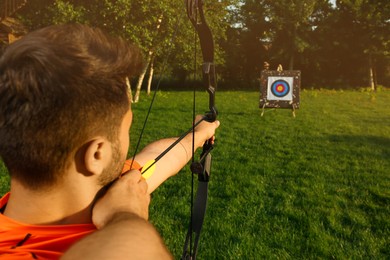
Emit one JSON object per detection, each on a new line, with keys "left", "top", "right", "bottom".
{"left": 271, "top": 80, "right": 290, "bottom": 97}
{"left": 267, "top": 76, "right": 293, "bottom": 101}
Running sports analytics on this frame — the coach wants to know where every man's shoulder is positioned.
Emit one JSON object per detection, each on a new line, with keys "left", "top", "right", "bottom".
{"left": 0, "top": 196, "right": 96, "bottom": 260}
{"left": 0, "top": 221, "right": 95, "bottom": 259}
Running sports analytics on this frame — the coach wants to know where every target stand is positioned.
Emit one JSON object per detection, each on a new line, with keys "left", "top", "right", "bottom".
{"left": 259, "top": 70, "right": 301, "bottom": 117}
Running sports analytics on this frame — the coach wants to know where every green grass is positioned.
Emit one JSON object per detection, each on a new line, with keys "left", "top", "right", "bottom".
{"left": 1, "top": 89, "right": 389, "bottom": 259}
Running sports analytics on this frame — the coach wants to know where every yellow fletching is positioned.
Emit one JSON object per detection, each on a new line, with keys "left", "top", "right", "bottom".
{"left": 141, "top": 159, "right": 156, "bottom": 180}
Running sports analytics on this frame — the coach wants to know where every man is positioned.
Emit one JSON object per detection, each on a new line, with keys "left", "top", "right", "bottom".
{"left": 0, "top": 24, "right": 219, "bottom": 259}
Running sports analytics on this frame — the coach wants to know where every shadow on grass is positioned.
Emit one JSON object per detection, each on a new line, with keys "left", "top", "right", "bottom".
{"left": 326, "top": 134, "right": 390, "bottom": 158}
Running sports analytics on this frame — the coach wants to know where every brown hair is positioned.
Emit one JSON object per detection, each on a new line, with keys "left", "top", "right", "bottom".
{"left": 0, "top": 24, "right": 143, "bottom": 189}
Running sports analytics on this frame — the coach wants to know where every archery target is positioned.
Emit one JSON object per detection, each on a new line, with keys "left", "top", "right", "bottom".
{"left": 267, "top": 76, "right": 293, "bottom": 101}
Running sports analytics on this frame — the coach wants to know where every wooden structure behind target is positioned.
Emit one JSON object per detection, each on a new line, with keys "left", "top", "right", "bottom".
{"left": 259, "top": 70, "right": 301, "bottom": 115}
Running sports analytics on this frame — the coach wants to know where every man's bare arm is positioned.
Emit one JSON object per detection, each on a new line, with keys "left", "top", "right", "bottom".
{"left": 61, "top": 212, "right": 172, "bottom": 259}
{"left": 135, "top": 115, "right": 220, "bottom": 193}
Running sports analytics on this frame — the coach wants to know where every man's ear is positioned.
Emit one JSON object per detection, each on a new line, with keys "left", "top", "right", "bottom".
{"left": 83, "top": 137, "right": 112, "bottom": 176}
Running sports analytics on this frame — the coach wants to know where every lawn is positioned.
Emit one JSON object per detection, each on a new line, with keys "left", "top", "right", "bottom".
{"left": 1, "top": 89, "right": 389, "bottom": 259}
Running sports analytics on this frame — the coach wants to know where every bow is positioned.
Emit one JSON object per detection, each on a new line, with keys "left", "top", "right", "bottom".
{"left": 182, "top": 0, "right": 217, "bottom": 259}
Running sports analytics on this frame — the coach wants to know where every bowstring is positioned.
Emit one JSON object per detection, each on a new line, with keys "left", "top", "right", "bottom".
{"left": 129, "top": 14, "right": 182, "bottom": 170}
{"left": 190, "top": 4, "right": 198, "bottom": 256}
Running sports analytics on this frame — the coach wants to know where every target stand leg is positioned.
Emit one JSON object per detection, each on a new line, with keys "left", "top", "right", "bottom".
{"left": 261, "top": 103, "right": 267, "bottom": 117}
{"left": 291, "top": 104, "right": 296, "bottom": 118}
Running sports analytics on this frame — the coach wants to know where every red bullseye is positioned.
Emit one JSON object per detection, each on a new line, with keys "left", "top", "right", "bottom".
{"left": 276, "top": 84, "right": 285, "bottom": 93}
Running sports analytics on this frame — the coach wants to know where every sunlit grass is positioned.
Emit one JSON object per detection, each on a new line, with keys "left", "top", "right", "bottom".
{"left": 1, "top": 89, "right": 389, "bottom": 258}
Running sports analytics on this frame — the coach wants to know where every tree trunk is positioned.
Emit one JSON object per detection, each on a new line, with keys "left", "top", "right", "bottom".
{"left": 368, "top": 53, "right": 376, "bottom": 91}
{"left": 288, "top": 54, "right": 294, "bottom": 70}
{"left": 146, "top": 55, "right": 155, "bottom": 96}
{"left": 289, "top": 26, "right": 296, "bottom": 70}
{"left": 133, "top": 52, "right": 153, "bottom": 103}
{"left": 125, "top": 77, "right": 133, "bottom": 103}
{"left": 132, "top": 14, "right": 163, "bottom": 103}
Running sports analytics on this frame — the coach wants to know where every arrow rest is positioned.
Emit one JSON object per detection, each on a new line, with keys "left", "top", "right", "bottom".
{"left": 190, "top": 162, "right": 203, "bottom": 176}
{"left": 191, "top": 143, "right": 213, "bottom": 183}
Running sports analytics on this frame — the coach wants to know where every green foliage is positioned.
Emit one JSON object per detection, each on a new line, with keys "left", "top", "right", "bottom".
{"left": 265, "top": 0, "right": 317, "bottom": 61}
{"left": 14, "top": 0, "right": 390, "bottom": 88}
{"left": 17, "top": 0, "right": 232, "bottom": 81}
{"left": 338, "top": 0, "right": 390, "bottom": 55}
{"left": 48, "top": 1, "right": 86, "bottom": 24}
{"left": 0, "top": 160, "right": 9, "bottom": 195}
{"left": 1, "top": 89, "right": 389, "bottom": 258}
{"left": 223, "top": 0, "right": 390, "bottom": 88}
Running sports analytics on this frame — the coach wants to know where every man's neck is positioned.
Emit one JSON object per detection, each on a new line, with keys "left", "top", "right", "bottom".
{"left": 4, "top": 179, "right": 98, "bottom": 225}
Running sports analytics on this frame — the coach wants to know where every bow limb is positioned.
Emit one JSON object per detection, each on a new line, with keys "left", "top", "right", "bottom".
{"left": 182, "top": 0, "right": 217, "bottom": 259}
{"left": 186, "top": 0, "right": 216, "bottom": 119}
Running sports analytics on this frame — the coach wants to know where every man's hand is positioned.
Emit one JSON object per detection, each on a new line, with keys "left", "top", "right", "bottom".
{"left": 63, "top": 171, "right": 171, "bottom": 259}
{"left": 193, "top": 115, "right": 220, "bottom": 148}
{"left": 92, "top": 170, "right": 150, "bottom": 229}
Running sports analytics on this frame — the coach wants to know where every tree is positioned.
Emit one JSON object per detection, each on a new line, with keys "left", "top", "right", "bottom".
{"left": 264, "top": 0, "right": 317, "bottom": 70}
{"left": 220, "top": 0, "right": 271, "bottom": 88}
{"left": 335, "top": 0, "right": 390, "bottom": 90}
{"left": 225, "top": 0, "right": 321, "bottom": 88}
{"left": 18, "top": 0, "right": 86, "bottom": 28}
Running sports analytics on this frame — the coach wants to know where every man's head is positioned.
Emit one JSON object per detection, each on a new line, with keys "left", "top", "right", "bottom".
{"left": 0, "top": 24, "right": 142, "bottom": 190}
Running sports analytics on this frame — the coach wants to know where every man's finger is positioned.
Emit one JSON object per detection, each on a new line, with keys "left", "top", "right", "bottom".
{"left": 120, "top": 169, "right": 142, "bottom": 182}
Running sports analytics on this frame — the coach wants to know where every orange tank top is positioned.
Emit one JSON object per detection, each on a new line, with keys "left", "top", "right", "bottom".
{"left": 0, "top": 159, "right": 141, "bottom": 259}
